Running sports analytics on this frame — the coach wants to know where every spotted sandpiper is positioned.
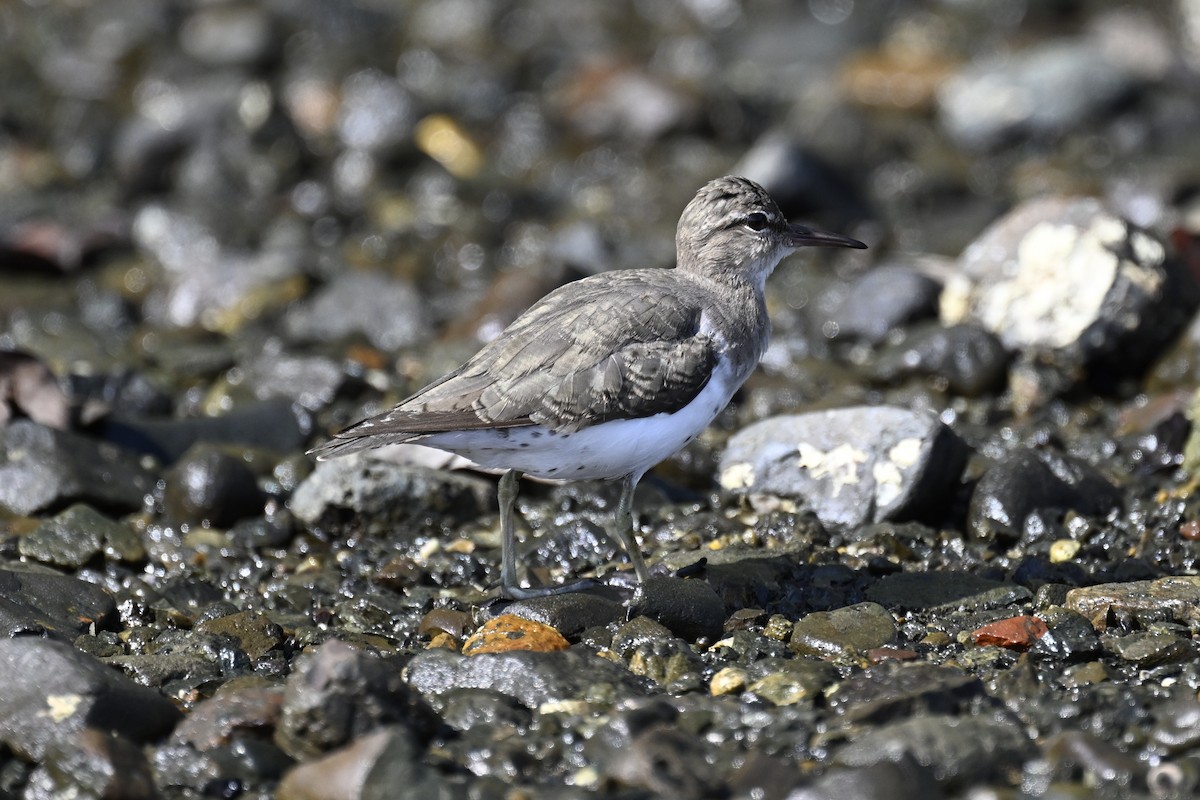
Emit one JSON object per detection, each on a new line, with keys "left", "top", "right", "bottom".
{"left": 310, "top": 176, "right": 866, "bottom": 598}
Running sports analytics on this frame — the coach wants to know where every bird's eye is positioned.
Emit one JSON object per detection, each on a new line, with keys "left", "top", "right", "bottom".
{"left": 743, "top": 212, "right": 768, "bottom": 231}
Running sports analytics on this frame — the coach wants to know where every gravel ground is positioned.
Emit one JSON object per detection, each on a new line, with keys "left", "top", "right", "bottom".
{"left": 3, "top": 1, "right": 1200, "bottom": 798}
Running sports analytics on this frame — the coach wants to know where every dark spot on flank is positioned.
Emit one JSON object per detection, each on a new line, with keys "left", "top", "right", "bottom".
{"left": 519, "top": 442, "right": 530, "bottom": 448}
{"left": 547, "top": 468, "right": 558, "bottom": 474}
{"left": 576, "top": 465, "right": 586, "bottom": 472}
{"left": 530, "top": 431, "right": 543, "bottom": 439}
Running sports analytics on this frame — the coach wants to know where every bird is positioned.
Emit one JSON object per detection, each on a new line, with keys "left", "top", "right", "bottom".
{"left": 310, "top": 176, "right": 866, "bottom": 599}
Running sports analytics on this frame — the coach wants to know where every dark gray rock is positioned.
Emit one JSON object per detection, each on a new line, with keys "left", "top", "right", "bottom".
{"left": 1102, "top": 632, "right": 1196, "bottom": 667}
{"left": 1065, "top": 577, "right": 1200, "bottom": 626}
{"left": 171, "top": 684, "right": 284, "bottom": 750}
{"left": 835, "top": 712, "right": 1037, "bottom": 788}
{"left": 968, "top": 449, "right": 1123, "bottom": 541}
{"left": 0, "top": 567, "right": 117, "bottom": 638}
{"left": 404, "top": 648, "right": 651, "bottom": 709}
{"left": 290, "top": 456, "right": 491, "bottom": 532}
{"left": 34, "top": 728, "right": 157, "bottom": 800}
{"left": 865, "top": 572, "right": 1031, "bottom": 612}
{"left": 829, "top": 266, "right": 941, "bottom": 343}
{"left": 611, "top": 615, "right": 674, "bottom": 656}
{"left": 790, "top": 757, "right": 945, "bottom": 800}
{"left": 872, "top": 323, "right": 1009, "bottom": 396}
{"left": 19, "top": 503, "right": 143, "bottom": 567}
{"left": 285, "top": 271, "right": 427, "bottom": 351}
{"left": 586, "top": 702, "right": 717, "bottom": 797}
{"left": 0, "top": 638, "right": 180, "bottom": 761}
{"left": 0, "top": 420, "right": 155, "bottom": 515}
{"left": 163, "top": 443, "right": 262, "bottom": 527}
{"left": 434, "top": 688, "right": 531, "bottom": 733}
{"left": 102, "top": 397, "right": 310, "bottom": 463}
{"left": 502, "top": 592, "right": 624, "bottom": 638}
{"left": 826, "top": 661, "right": 985, "bottom": 724}
{"left": 1149, "top": 699, "right": 1200, "bottom": 754}
{"left": 276, "top": 640, "right": 435, "bottom": 760}
{"left": 938, "top": 39, "right": 1137, "bottom": 149}
{"left": 790, "top": 602, "right": 896, "bottom": 661}
{"left": 628, "top": 576, "right": 726, "bottom": 643}
{"left": 277, "top": 726, "right": 453, "bottom": 800}
{"left": 720, "top": 406, "right": 968, "bottom": 531}
{"left": 1029, "top": 606, "right": 1102, "bottom": 661}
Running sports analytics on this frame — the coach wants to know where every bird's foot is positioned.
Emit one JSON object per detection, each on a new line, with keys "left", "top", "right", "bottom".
{"left": 499, "top": 578, "right": 601, "bottom": 600}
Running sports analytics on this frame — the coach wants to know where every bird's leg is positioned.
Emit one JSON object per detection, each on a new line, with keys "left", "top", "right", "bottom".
{"left": 611, "top": 474, "right": 651, "bottom": 586}
{"left": 498, "top": 469, "right": 525, "bottom": 597}
{"left": 497, "top": 469, "right": 597, "bottom": 600}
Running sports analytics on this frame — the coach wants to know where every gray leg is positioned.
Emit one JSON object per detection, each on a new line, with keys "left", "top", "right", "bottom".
{"left": 497, "top": 469, "right": 597, "bottom": 600}
{"left": 498, "top": 469, "right": 524, "bottom": 597}
{"left": 611, "top": 474, "right": 651, "bottom": 585}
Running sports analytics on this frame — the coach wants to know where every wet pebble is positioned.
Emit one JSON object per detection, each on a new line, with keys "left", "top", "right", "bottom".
{"left": 586, "top": 702, "right": 717, "bottom": 797}
{"left": 826, "top": 661, "right": 984, "bottom": 725}
{"left": 0, "top": 567, "right": 117, "bottom": 638}
{"left": 434, "top": 688, "right": 531, "bottom": 733}
{"left": 163, "top": 443, "right": 262, "bottom": 528}
{"left": 0, "top": 420, "right": 156, "bottom": 515}
{"left": 744, "top": 657, "right": 837, "bottom": 706}
{"left": 791, "top": 757, "right": 945, "bottom": 800}
{"left": 790, "top": 601, "right": 897, "bottom": 661}
{"left": 277, "top": 726, "right": 452, "bottom": 800}
{"left": 1044, "top": 729, "right": 1143, "bottom": 788}
{"left": 33, "top": 728, "right": 157, "bottom": 800}
{"left": 628, "top": 576, "right": 726, "bottom": 643}
{"left": 134, "top": 205, "right": 306, "bottom": 333}
{"left": 1102, "top": 631, "right": 1196, "bottom": 667}
{"left": 971, "top": 615, "right": 1048, "bottom": 651}
{"left": 180, "top": 4, "right": 274, "bottom": 68}
{"left": 194, "top": 611, "right": 284, "bottom": 662}
{"left": 290, "top": 456, "right": 490, "bottom": 532}
{"left": 170, "top": 683, "right": 284, "bottom": 751}
{"left": 275, "top": 640, "right": 435, "bottom": 761}
{"left": 239, "top": 353, "right": 345, "bottom": 413}
{"left": 865, "top": 571, "right": 1030, "bottom": 613}
{"left": 0, "top": 638, "right": 181, "bottom": 761}
{"left": 404, "top": 647, "right": 650, "bottom": 709}
{"left": 501, "top": 592, "right": 624, "bottom": 638}
{"left": 835, "top": 711, "right": 1037, "bottom": 788}
{"left": 1028, "top": 606, "right": 1102, "bottom": 661}
{"left": 19, "top": 502, "right": 143, "bottom": 566}
{"left": 871, "top": 323, "right": 1009, "bottom": 396}
{"left": 1065, "top": 576, "right": 1200, "bottom": 628}
{"left": 103, "top": 397, "right": 310, "bottom": 463}
{"left": 719, "top": 406, "right": 968, "bottom": 531}
{"left": 968, "top": 448, "right": 1123, "bottom": 542}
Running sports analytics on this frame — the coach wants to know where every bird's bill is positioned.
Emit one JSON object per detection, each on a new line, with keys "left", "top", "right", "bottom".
{"left": 785, "top": 223, "right": 867, "bottom": 249}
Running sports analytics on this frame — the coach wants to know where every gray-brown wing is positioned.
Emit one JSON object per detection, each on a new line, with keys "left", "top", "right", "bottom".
{"left": 321, "top": 271, "right": 717, "bottom": 448}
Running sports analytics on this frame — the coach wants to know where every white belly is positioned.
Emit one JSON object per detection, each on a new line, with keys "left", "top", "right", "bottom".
{"left": 420, "top": 363, "right": 741, "bottom": 482}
